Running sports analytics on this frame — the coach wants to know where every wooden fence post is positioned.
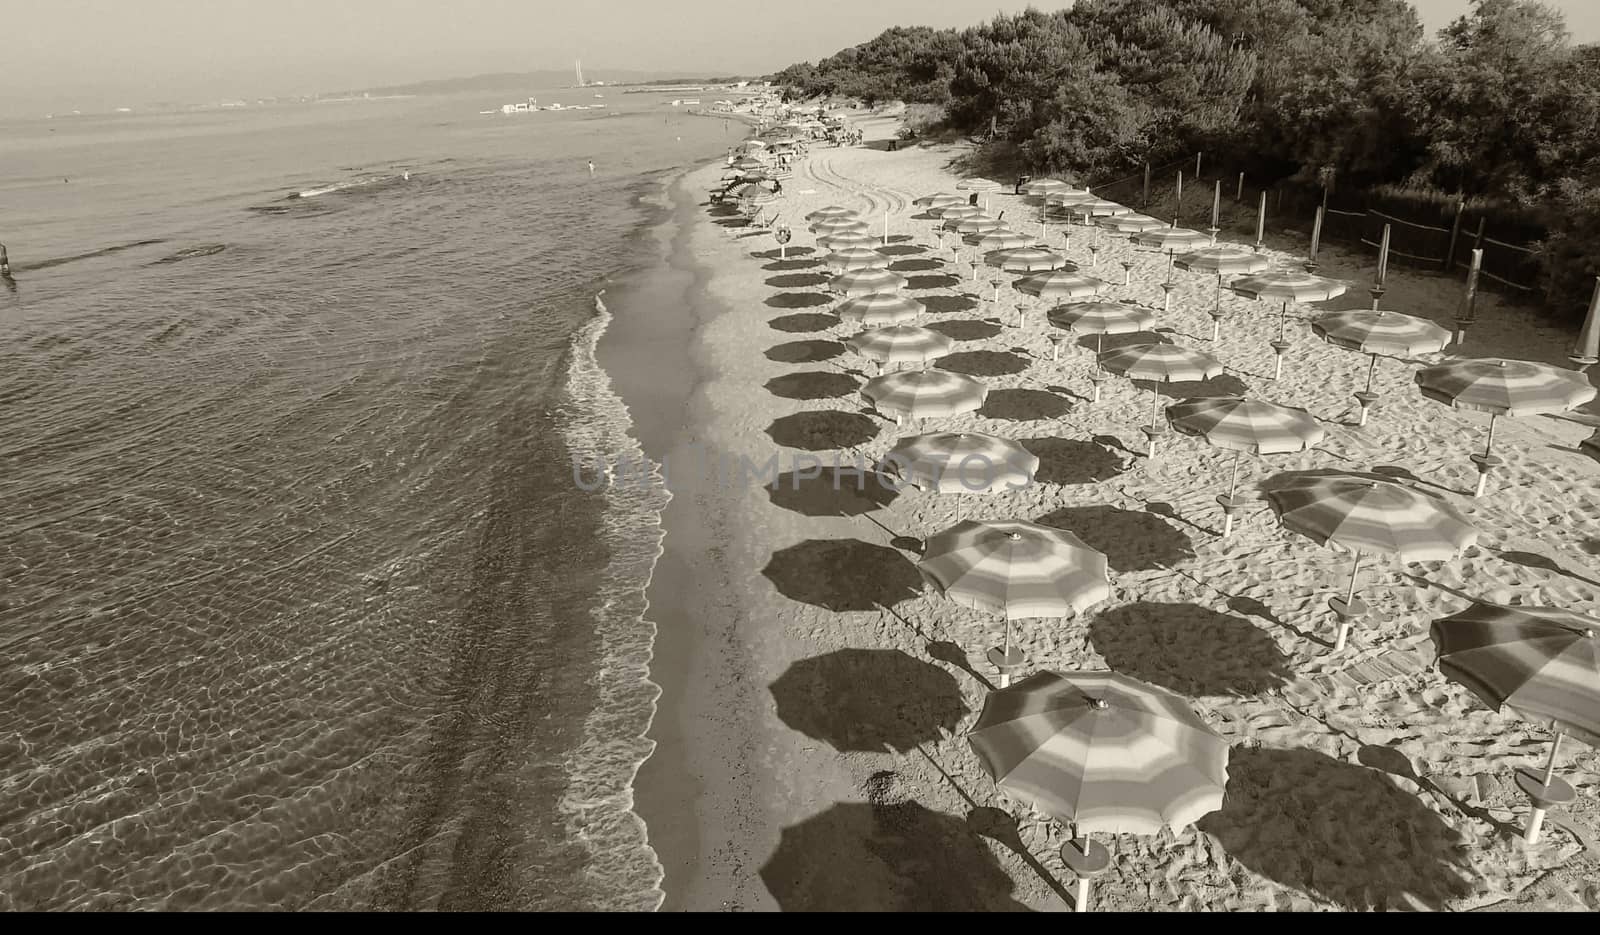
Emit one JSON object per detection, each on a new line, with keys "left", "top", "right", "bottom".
{"left": 1142, "top": 163, "right": 1151, "bottom": 209}
{"left": 1444, "top": 200, "right": 1465, "bottom": 273}
{"left": 1195, "top": 152, "right": 1202, "bottom": 178}
{"left": 1236, "top": 172, "right": 1244, "bottom": 202}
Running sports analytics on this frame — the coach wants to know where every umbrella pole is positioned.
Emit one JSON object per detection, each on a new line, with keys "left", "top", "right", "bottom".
{"left": 1525, "top": 731, "right": 1567, "bottom": 844}
{"left": 1356, "top": 355, "right": 1380, "bottom": 426}
{"left": 1475, "top": 413, "right": 1501, "bottom": 497}
{"left": 1544, "top": 731, "right": 1564, "bottom": 786}
{"left": 1222, "top": 451, "right": 1244, "bottom": 538}
{"left": 1333, "top": 552, "right": 1364, "bottom": 651}
{"left": 1146, "top": 388, "right": 1163, "bottom": 458}
{"left": 1212, "top": 275, "right": 1224, "bottom": 341}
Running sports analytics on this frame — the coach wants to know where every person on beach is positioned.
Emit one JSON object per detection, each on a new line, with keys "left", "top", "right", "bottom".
{"left": 1, "top": 243, "right": 11, "bottom": 279}
{"left": 1015, "top": 175, "right": 1031, "bottom": 195}
{"left": 587, "top": 160, "right": 595, "bottom": 176}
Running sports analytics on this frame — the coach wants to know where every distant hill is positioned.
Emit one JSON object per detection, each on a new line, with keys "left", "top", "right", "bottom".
{"left": 325, "top": 69, "right": 713, "bottom": 98}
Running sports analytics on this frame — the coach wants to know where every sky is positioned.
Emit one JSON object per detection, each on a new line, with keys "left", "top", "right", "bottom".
{"left": 6, "top": 0, "right": 1600, "bottom": 116}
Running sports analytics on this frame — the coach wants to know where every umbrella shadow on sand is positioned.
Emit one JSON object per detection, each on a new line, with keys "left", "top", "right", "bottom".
{"left": 889, "top": 258, "right": 945, "bottom": 273}
{"left": 1088, "top": 602, "right": 1294, "bottom": 696}
{"left": 1035, "top": 505, "right": 1196, "bottom": 572}
{"left": 769, "top": 312, "right": 840, "bottom": 334}
{"left": 1491, "top": 547, "right": 1600, "bottom": 589}
{"left": 760, "top": 801, "right": 1035, "bottom": 912}
{"left": 762, "top": 539, "right": 922, "bottom": 612}
{"left": 765, "top": 370, "right": 860, "bottom": 400}
{"left": 754, "top": 246, "right": 815, "bottom": 260}
{"left": 907, "top": 273, "right": 964, "bottom": 290}
{"left": 767, "top": 339, "right": 844, "bottom": 364}
{"left": 1022, "top": 437, "right": 1125, "bottom": 485}
{"left": 926, "top": 318, "right": 1002, "bottom": 342}
{"left": 767, "top": 411, "right": 880, "bottom": 450}
{"left": 767, "top": 467, "right": 898, "bottom": 517}
{"left": 1154, "top": 373, "right": 1252, "bottom": 400}
{"left": 1355, "top": 744, "right": 1523, "bottom": 838}
{"left": 922, "top": 295, "right": 979, "bottom": 314}
{"left": 769, "top": 649, "right": 967, "bottom": 753}
{"left": 766, "top": 291, "right": 834, "bottom": 309}
{"left": 763, "top": 258, "right": 823, "bottom": 272}
{"left": 767, "top": 272, "right": 830, "bottom": 289}
{"left": 1370, "top": 464, "right": 1469, "bottom": 498}
{"left": 937, "top": 351, "right": 1031, "bottom": 377}
{"left": 879, "top": 243, "right": 928, "bottom": 256}
{"left": 978, "top": 388, "right": 1075, "bottom": 422}
{"left": 1199, "top": 745, "right": 1477, "bottom": 911}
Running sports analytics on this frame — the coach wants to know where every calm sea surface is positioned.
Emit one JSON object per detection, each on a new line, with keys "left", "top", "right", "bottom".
{"left": 0, "top": 89, "right": 733, "bottom": 910}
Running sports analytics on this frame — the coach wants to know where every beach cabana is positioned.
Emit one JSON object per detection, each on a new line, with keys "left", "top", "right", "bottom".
{"left": 1264, "top": 471, "right": 1478, "bottom": 651}
{"left": 1312, "top": 310, "right": 1451, "bottom": 426}
{"left": 1166, "top": 396, "right": 1326, "bottom": 536}
{"left": 967, "top": 670, "right": 1229, "bottom": 912}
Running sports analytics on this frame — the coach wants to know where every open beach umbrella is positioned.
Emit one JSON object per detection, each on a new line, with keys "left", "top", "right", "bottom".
{"left": 1265, "top": 471, "right": 1478, "bottom": 650}
{"left": 914, "top": 193, "right": 967, "bottom": 210}
{"left": 846, "top": 325, "right": 954, "bottom": 368}
{"left": 1021, "top": 178, "right": 1072, "bottom": 198}
{"left": 829, "top": 268, "right": 907, "bottom": 297}
{"left": 921, "top": 521, "right": 1111, "bottom": 686}
{"left": 1430, "top": 602, "right": 1600, "bottom": 842}
{"left": 1166, "top": 396, "right": 1326, "bottom": 536}
{"left": 836, "top": 292, "right": 925, "bottom": 326}
{"left": 1131, "top": 226, "right": 1213, "bottom": 274}
{"left": 1095, "top": 213, "right": 1166, "bottom": 235}
{"left": 935, "top": 204, "right": 986, "bottom": 223}
{"left": 1229, "top": 268, "right": 1351, "bottom": 374}
{"left": 967, "top": 670, "right": 1229, "bottom": 911}
{"left": 1174, "top": 246, "right": 1272, "bottom": 339}
{"left": 862, "top": 369, "right": 987, "bottom": 424}
{"left": 807, "top": 205, "right": 860, "bottom": 222}
{"left": 1099, "top": 343, "right": 1224, "bottom": 455}
{"left": 1415, "top": 357, "right": 1598, "bottom": 495}
{"left": 823, "top": 247, "right": 891, "bottom": 272}
{"left": 816, "top": 230, "right": 879, "bottom": 251}
{"left": 985, "top": 247, "right": 1066, "bottom": 273}
{"left": 1313, "top": 310, "right": 1451, "bottom": 426}
{"left": 1047, "top": 301, "right": 1156, "bottom": 370}
{"left": 1068, "top": 199, "right": 1131, "bottom": 221}
{"left": 957, "top": 177, "right": 1004, "bottom": 194}
{"left": 884, "top": 433, "right": 1039, "bottom": 498}
{"left": 1015, "top": 271, "right": 1104, "bottom": 305}
{"left": 1044, "top": 190, "right": 1097, "bottom": 209}
{"left": 948, "top": 215, "right": 1005, "bottom": 235}
{"left": 811, "top": 216, "right": 871, "bottom": 236}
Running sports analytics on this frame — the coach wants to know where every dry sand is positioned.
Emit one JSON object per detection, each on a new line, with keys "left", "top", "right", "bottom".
{"left": 621, "top": 111, "right": 1600, "bottom": 912}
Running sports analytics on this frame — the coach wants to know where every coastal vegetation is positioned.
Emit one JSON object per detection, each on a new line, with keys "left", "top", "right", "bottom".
{"left": 772, "top": 0, "right": 1600, "bottom": 317}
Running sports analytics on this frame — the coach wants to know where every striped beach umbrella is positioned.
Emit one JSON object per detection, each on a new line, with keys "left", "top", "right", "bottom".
{"left": 956, "top": 177, "right": 1004, "bottom": 193}
{"left": 1265, "top": 470, "right": 1478, "bottom": 650}
{"left": 1047, "top": 301, "right": 1156, "bottom": 356}
{"left": 823, "top": 247, "right": 891, "bottom": 272}
{"left": 829, "top": 268, "right": 907, "bottom": 297}
{"left": 920, "top": 520, "right": 1111, "bottom": 619}
{"left": 985, "top": 247, "right": 1066, "bottom": 273}
{"left": 1015, "top": 270, "right": 1105, "bottom": 303}
{"left": 967, "top": 230, "right": 1032, "bottom": 252}
{"left": 947, "top": 216, "right": 1005, "bottom": 235}
{"left": 862, "top": 369, "right": 987, "bottom": 423}
{"left": 914, "top": 193, "right": 967, "bottom": 210}
{"left": 807, "top": 205, "right": 860, "bottom": 222}
{"left": 816, "top": 230, "right": 879, "bottom": 251}
{"left": 935, "top": 204, "right": 986, "bottom": 223}
{"left": 835, "top": 292, "right": 925, "bottom": 326}
{"left": 810, "top": 216, "right": 871, "bottom": 236}
{"left": 1176, "top": 247, "right": 1273, "bottom": 339}
{"left": 1416, "top": 357, "right": 1597, "bottom": 493}
{"left": 1132, "top": 226, "right": 1212, "bottom": 257}
{"left": 967, "top": 670, "right": 1229, "bottom": 910}
{"left": 1166, "top": 397, "right": 1326, "bottom": 536}
{"left": 1044, "top": 190, "right": 1097, "bottom": 209}
{"left": 845, "top": 325, "right": 954, "bottom": 366}
{"left": 884, "top": 433, "right": 1039, "bottom": 496}
{"left": 1314, "top": 310, "right": 1452, "bottom": 425}
{"left": 1099, "top": 343, "right": 1224, "bottom": 453}
{"left": 1095, "top": 213, "right": 1166, "bottom": 235}
{"left": 1430, "top": 602, "right": 1600, "bottom": 841}
{"left": 1021, "top": 178, "right": 1072, "bottom": 198}
{"left": 1068, "top": 199, "right": 1131, "bottom": 220}
{"left": 1230, "top": 268, "right": 1351, "bottom": 353}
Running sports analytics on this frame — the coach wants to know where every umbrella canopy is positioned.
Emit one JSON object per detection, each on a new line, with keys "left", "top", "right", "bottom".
{"left": 1047, "top": 301, "right": 1155, "bottom": 338}
{"left": 957, "top": 177, "right": 1004, "bottom": 193}
{"left": 1166, "top": 397, "right": 1325, "bottom": 455}
{"left": 1015, "top": 271, "right": 1105, "bottom": 302}
{"left": 884, "top": 433, "right": 1039, "bottom": 494}
{"left": 810, "top": 217, "right": 871, "bottom": 236}
{"left": 846, "top": 325, "right": 954, "bottom": 365}
{"left": 807, "top": 205, "right": 860, "bottom": 222}
{"left": 1021, "top": 178, "right": 1073, "bottom": 197}
{"left": 1415, "top": 357, "right": 1597, "bottom": 416}
{"left": 1263, "top": 472, "right": 1478, "bottom": 561}
{"left": 1096, "top": 214, "right": 1167, "bottom": 235}
{"left": 862, "top": 369, "right": 987, "bottom": 420}
{"left": 914, "top": 193, "right": 967, "bottom": 209}
{"left": 920, "top": 521, "right": 1110, "bottom": 619}
{"left": 731, "top": 157, "right": 766, "bottom": 170}
{"left": 1430, "top": 603, "right": 1600, "bottom": 747}
{"left": 830, "top": 268, "right": 908, "bottom": 296}
{"left": 1068, "top": 199, "right": 1132, "bottom": 219}
{"left": 1312, "top": 309, "right": 1451, "bottom": 356}
{"left": 1099, "top": 343, "right": 1224, "bottom": 384}
{"left": 967, "top": 670, "right": 1229, "bottom": 835}
{"left": 966, "top": 230, "right": 1033, "bottom": 252}
{"left": 1229, "top": 269, "right": 1350, "bottom": 303}
{"left": 934, "top": 204, "right": 986, "bottom": 223}
{"left": 1045, "top": 190, "right": 1097, "bottom": 208}
{"left": 1174, "top": 246, "right": 1271, "bottom": 277}
{"left": 1131, "top": 227, "right": 1212, "bottom": 253}
{"left": 947, "top": 216, "right": 1005, "bottom": 235}
{"left": 824, "top": 247, "right": 891, "bottom": 272}
{"left": 816, "top": 230, "right": 878, "bottom": 251}
{"left": 985, "top": 247, "right": 1066, "bottom": 273}
{"left": 836, "top": 292, "right": 925, "bottom": 326}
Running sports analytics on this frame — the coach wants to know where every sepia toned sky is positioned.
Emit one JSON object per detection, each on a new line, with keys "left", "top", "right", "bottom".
{"left": 6, "top": 1, "right": 1600, "bottom": 115}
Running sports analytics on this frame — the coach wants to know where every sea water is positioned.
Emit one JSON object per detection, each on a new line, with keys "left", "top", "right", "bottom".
{"left": 0, "top": 89, "right": 735, "bottom": 910}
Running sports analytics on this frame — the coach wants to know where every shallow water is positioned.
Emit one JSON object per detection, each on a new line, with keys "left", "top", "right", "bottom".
{"left": 0, "top": 90, "right": 734, "bottom": 910}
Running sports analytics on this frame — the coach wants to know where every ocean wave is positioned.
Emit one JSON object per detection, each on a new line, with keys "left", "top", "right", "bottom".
{"left": 552, "top": 288, "right": 669, "bottom": 912}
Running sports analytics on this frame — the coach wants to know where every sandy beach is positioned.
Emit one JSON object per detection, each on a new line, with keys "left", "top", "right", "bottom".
{"left": 605, "top": 111, "right": 1600, "bottom": 912}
